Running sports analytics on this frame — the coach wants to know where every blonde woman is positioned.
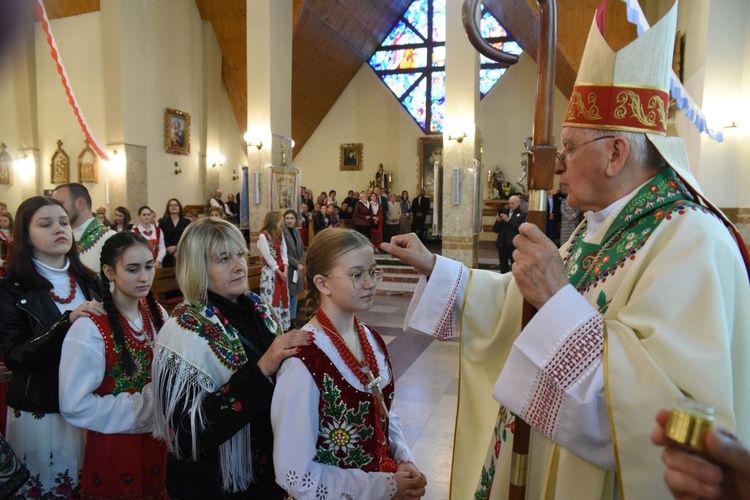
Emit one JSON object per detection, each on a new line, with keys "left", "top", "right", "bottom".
{"left": 152, "top": 218, "right": 310, "bottom": 498}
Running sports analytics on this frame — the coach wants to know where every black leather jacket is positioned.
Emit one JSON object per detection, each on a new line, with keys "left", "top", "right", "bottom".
{"left": 0, "top": 271, "right": 103, "bottom": 413}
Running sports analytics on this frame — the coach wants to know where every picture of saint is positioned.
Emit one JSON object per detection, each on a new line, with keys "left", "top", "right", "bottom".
{"left": 344, "top": 148, "right": 357, "bottom": 166}
{"left": 170, "top": 119, "right": 185, "bottom": 148}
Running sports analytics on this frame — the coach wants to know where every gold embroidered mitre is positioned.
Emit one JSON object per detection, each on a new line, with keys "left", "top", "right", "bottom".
{"left": 564, "top": 2, "right": 676, "bottom": 135}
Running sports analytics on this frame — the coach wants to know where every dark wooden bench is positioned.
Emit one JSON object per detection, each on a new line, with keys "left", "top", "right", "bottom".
{"left": 151, "top": 267, "right": 183, "bottom": 315}
{"left": 248, "top": 255, "right": 262, "bottom": 293}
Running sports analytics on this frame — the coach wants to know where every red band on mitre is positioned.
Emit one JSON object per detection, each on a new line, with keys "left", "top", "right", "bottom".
{"left": 564, "top": 84, "right": 669, "bottom": 135}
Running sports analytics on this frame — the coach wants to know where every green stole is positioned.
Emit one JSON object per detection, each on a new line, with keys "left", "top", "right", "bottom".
{"left": 563, "top": 169, "right": 704, "bottom": 309}
{"left": 76, "top": 218, "right": 110, "bottom": 254}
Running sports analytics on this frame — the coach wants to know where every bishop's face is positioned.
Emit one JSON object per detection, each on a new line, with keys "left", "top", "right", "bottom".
{"left": 556, "top": 127, "right": 614, "bottom": 213}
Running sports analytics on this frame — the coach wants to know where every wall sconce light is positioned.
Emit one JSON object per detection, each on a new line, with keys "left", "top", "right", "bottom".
{"left": 232, "top": 168, "right": 239, "bottom": 181}
{"left": 448, "top": 133, "right": 468, "bottom": 143}
{"left": 174, "top": 160, "right": 182, "bottom": 175}
{"left": 211, "top": 154, "right": 226, "bottom": 168}
{"left": 243, "top": 131, "right": 263, "bottom": 150}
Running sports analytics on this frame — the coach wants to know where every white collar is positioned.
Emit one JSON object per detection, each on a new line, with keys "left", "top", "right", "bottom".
{"left": 582, "top": 179, "right": 650, "bottom": 243}
{"left": 73, "top": 217, "right": 96, "bottom": 239}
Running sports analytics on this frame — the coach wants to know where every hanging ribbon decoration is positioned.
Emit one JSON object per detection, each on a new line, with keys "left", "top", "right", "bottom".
{"left": 35, "top": 0, "right": 110, "bottom": 161}
{"left": 620, "top": 0, "right": 724, "bottom": 142}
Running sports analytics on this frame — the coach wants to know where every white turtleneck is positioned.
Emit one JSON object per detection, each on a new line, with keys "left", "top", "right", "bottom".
{"left": 33, "top": 258, "right": 86, "bottom": 313}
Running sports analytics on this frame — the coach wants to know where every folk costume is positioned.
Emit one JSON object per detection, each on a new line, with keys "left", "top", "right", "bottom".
{"left": 59, "top": 299, "right": 169, "bottom": 498}
{"left": 134, "top": 223, "right": 166, "bottom": 267}
{"left": 271, "top": 312, "right": 415, "bottom": 498}
{"left": 0, "top": 260, "right": 102, "bottom": 498}
{"left": 74, "top": 217, "right": 116, "bottom": 273}
{"left": 404, "top": 4, "right": 750, "bottom": 499}
{"left": 370, "top": 201, "right": 384, "bottom": 248}
{"left": 257, "top": 230, "right": 291, "bottom": 332}
{"left": 152, "top": 292, "right": 284, "bottom": 498}
{"left": 0, "top": 227, "right": 11, "bottom": 277}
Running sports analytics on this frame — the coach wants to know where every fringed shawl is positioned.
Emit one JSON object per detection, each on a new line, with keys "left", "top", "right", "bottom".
{"left": 152, "top": 297, "right": 277, "bottom": 492}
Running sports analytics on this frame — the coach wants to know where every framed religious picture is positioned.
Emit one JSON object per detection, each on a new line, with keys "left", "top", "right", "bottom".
{"left": 50, "top": 139, "right": 70, "bottom": 184}
{"left": 164, "top": 108, "right": 190, "bottom": 155}
{"left": 0, "top": 143, "right": 12, "bottom": 185}
{"left": 417, "top": 136, "right": 442, "bottom": 197}
{"left": 340, "top": 143, "right": 362, "bottom": 171}
{"left": 270, "top": 165, "right": 299, "bottom": 213}
{"left": 77, "top": 139, "right": 98, "bottom": 183}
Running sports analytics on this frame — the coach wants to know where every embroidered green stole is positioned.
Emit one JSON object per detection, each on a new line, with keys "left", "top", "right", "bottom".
{"left": 564, "top": 169, "right": 701, "bottom": 302}
{"left": 76, "top": 218, "right": 110, "bottom": 254}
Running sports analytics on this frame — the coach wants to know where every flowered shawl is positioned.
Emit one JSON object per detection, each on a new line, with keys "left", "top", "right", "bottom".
{"left": 151, "top": 292, "right": 279, "bottom": 492}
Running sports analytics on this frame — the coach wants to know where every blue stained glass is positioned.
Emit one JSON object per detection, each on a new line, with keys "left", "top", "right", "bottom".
{"left": 480, "top": 68, "right": 507, "bottom": 95}
{"left": 382, "top": 20, "right": 424, "bottom": 46}
{"left": 404, "top": 0, "right": 429, "bottom": 38}
{"left": 369, "top": 47, "right": 428, "bottom": 71}
{"left": 501, "top": 41, "right": 523, "bottom": 55}
{"left": 402, "top": 78, "right": 427, "bottom": 129}
{"left": 382, "top": 73, "right": 422, "bottom": 98}
{"left": 481, "top": 11, "right": 508, "bottom": 38}
{"left": 369, "top": 0, "right": 520, "bottom": 132}
{"left": 432, "top": 45, "right": 445, "bottom": 67}
{"left": 430, "top": 71, "right": 445, "bottom": 132}
{"left": 432, "top": 0, "right": 446, "bottom": 42}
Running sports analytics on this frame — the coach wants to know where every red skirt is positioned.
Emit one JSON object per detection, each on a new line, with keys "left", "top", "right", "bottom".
{"left": 81, "top": 431, "right": 167, "bottom": 499}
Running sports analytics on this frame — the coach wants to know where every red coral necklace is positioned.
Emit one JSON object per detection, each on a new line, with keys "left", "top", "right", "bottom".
{"left": 315, "top": 308, "right": 396, "bottom": 473}
{"left": 315, "top": 309, "right": 379, "bottom": 384}
{"left": 49, "top": 275, "right": 77, "bottom": 304}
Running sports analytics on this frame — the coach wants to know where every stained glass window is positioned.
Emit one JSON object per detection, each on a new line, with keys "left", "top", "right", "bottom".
{"left": 368, "top": 0, "right": 522, "bottom": 133}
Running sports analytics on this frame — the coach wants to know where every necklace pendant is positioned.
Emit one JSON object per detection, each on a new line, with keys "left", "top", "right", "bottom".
{"left": 364, "top": 368, "right": 389, "bottom": 418}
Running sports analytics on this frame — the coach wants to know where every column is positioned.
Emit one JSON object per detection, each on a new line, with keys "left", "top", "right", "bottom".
{"left": 245, "top": 0, "right": 293, "bottom": 241}
{"left": 441, "top": 0, "right": 481, "bottom": 267}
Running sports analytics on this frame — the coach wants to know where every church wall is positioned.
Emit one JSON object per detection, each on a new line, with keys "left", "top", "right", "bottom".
{"left": 34, "top": 12, "right": 107, "bottom": 208}
{"left": 1, "top": 3, "right": 243, "bottom": 215}
{"left": 293, "top": 63, "right": 425, "bottom": 201}
{"left": 293, "top": 53, "right": 568, "bottom": 207}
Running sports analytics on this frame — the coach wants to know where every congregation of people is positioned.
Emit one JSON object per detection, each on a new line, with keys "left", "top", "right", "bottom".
{"left": 0, "top": 179, "right": 429, "bottom": 499}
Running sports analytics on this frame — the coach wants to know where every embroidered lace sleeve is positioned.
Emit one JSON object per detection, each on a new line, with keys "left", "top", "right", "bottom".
{"left": 256, "top": 233, "right": 278, "bottom": 271}
{"left": 272, "top": 357, "right": 398, "bottom": 499}
{"left": 404, "top": 255, "right": 470, "bottom": 340}
{"left": 493, "top": 285, "right": 613, "bottom": 469}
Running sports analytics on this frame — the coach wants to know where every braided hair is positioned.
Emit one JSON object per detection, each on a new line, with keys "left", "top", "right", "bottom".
{"left": 302, "top": 228, "right": 373, "bottom": 321}
{"left": 100, "top": 232, "right": 165, "bottom": 377}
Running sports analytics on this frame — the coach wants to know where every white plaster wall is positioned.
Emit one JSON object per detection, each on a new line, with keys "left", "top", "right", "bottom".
{"left": 294, "top": 53, "right": 568, "bottom": 201}
{"left": 143, "top": 0, "right": 206, "bottom": 214}
{"left": 35, "top": 12, "right": 107, "bottom": 207}
{"left": 0, "top": 52, "right": 28, "bottom": 210}
{"left": 293, "top": 65, "right": 426, "bottom": 199}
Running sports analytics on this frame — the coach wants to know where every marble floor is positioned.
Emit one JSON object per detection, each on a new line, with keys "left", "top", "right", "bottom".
{"left": 358, "top": 295, "right": 459, "bottom": 500}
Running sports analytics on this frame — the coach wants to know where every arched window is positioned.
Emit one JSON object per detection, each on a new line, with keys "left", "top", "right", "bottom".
{"left": 368, "top": 0, "right": 522, "bottom": 133}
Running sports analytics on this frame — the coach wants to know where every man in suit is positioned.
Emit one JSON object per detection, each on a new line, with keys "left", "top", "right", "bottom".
{"left": 411, "top": 188, "right": 431, "bottom": 241}
{"left": 373, "top": 186, "right": 389, "bottom": 219}
{"left": 493, "top": 195, "right": 526, "bottom": 273}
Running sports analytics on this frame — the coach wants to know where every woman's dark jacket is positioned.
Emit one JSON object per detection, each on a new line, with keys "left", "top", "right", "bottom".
{"left": 0, "top": 271, "right": 103, "bottom": 413}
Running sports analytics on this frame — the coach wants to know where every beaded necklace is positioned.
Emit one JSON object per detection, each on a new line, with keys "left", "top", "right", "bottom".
{"left": 316, "top": 308, "right": 396, "bottom": 473}
{"left": 117, "top": 300, "right": 156, "bottom": 347}
{"left": 49, "top": 275, "right": 77, "bottom": 304}
{"left": 315, "top": 309, "right": 379, "bottom": 384}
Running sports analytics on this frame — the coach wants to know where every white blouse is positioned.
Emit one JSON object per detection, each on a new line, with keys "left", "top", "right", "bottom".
{"left": 271, "top": 324, "right": 414, "bottom": 499}
{"left": 59, "top": 304, "right": 167, "bottom": 434}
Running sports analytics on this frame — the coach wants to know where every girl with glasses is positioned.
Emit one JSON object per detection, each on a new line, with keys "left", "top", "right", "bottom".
{"left": 271, "top": 228, "right": 427, "bottom": 499}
